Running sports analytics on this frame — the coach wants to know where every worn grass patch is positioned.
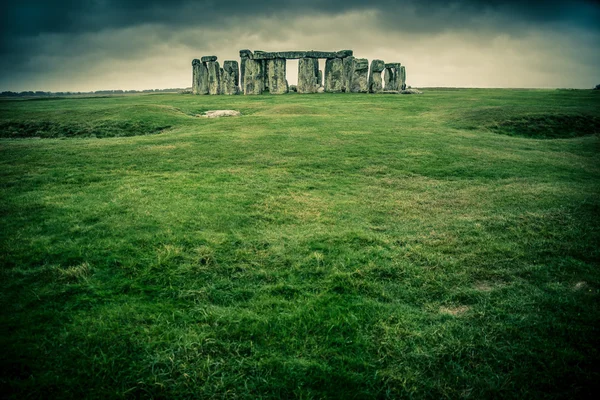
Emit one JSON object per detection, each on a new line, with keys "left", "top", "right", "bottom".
{"left": 1, "top": 89, "right": 599, "bottom": 398}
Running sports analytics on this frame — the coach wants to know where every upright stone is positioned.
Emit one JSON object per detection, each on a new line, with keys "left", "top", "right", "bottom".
{"left": 399, "top": 66, "right": 407, "bottom": 90}
{"left": 384, "top": 63, "right": 401, "bottom": 92}
{"left": 262, "top": 59, "right": 269, "bottom": 92}
{"left": 206, "top": 61, "right": 221, "bottom": 95}
{"left": 317, "top": 70, "right": 323, "bottom": 87}
{"left": 342, "top": 56, "right": 355, "bottom": 92}
{"left": 297, "top": 58, "right": 319, "bottom": 93}
{"left": 239, "top": 50, "right": 253, "bottom": 89}
{"left": 350, "top": 58, "right": 369, "bottom": 93}
{"left": 192, "top": 59, "right": 209, "bottom": 95}
{"left": 266, "top": 58, "right": 288, "bottom": 94}
{"left": 222, "top": 61, "right": 240, "bottom": 95}
{"left": 192, "top": 59, "right": 200, "bottom": 95}
{"left": 368, "top": 59, "right": 385, "bottom": 93}
{"left": 324, "top": 58, "right": 344, "bottom": 93}
{"left": 243, "top": 59, "right": 264, "bottom": 95}
{"left": 384, "top": 67, "right": 396, "bottom": 91}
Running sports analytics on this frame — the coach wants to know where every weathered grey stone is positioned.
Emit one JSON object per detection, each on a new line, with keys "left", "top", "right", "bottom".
{"left": 192, "top": 59, "right": 209, "bottom": 95}
{"left": 342, "top": 57, "right": 355, "bottom": 92}
{"left": 317, "top": 87, "right": 325, "bottom": 93}
{"left": 242, "top": 59, "right": 264, "bottom": 95}
{"left": 201, "top": 55, "right": 218, "bottom": 63}
{"left": 335, "top": 50, "right": 354, "bottom": 58}
{"left": 297, "top": 58, "right": 319, "bottom": 93}
{"left": 318, "top": 70, "right": 323, "bottom": 87}
{"left": 368, "top": 60, "right": 384, "bottom": 93}
{"left": 399, "top": 66, "right": 407, "bottom": 90}
{"left": 383, "top": 63, "right": 404, "bottom": 92}
{"left": 401, "top": 88, "right": 422, "bottom": 94}
{"left": 239, "top": 49, "right": 253, "bottom": 59}
{"left": 239, "top": 50, "right": 254, "bottom": 89}
{"left": 262, "top": 60, "right": 269, "bottom": 92}
{"left": 324, "top": 58, "right": 344, "bottom": 93}
{"left": 206, "top": 61, "right": 221, "bottom": 95}
{"left": 384, "top": 64, "right": 400, "bottom": 92}
{"left": 222, "top": 61, "right": 240, "bottom": 95}
{"left": 252, "top": 50, "right": 353, "bottom": 60}
{"left": 266, "top": 58, "right": 288, "bottom": 94}
{"left": 192, "top": 59, "right": 200, "bottom": 95}
{"left": 350, "top": 58, "right": 369, "bottom": 93}
{"left": 370, "top": 59, "right": 385, "bottom": 73}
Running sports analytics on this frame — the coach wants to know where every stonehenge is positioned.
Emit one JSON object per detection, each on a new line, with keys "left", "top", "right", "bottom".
{"left": 191, "top": 50, "right": 407, "bottom": 95}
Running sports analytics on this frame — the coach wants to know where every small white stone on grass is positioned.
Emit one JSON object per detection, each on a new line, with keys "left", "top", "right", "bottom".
{"left": 201, "top": 110, "right": 241, "bottom": 118}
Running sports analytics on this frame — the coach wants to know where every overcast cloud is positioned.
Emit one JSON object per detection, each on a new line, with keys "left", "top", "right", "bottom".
{"left": 0, "top": 0, "right": 598, "bottom": 91}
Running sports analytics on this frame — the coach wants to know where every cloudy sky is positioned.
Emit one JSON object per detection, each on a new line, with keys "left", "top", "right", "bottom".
{"left": 1, "top": 0, "right": 599, "bottom": 91}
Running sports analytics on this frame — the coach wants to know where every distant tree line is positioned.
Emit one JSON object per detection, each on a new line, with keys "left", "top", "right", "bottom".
{"left": 0, "top": 88, "right": 190, "bottom": 97}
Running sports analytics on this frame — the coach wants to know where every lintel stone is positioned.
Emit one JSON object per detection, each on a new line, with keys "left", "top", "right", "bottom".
{"left": 252, "top": 50, "right": 354, "bottom": 60}
{"left": 201, "top": 55, "right": 218, "bottom": 62}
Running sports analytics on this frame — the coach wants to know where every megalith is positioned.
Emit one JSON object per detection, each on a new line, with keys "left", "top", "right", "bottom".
{"left": 297, "top": 58, "right": 319, "bottom": 93}
{"left": 368, "top": 59, "right": 385, "bottom": 93}
{"left": 192, "top": 59, "right": 209, "bottom": 95}
{"left": 384, "top": 63, "right": 401, "bottom": 92}
{"left": 350, "top": 58, "right": 369, "bottom": 93}
{"left": 239, "top": 49, "right": 253, "bottom": 89}
{"left": 342, "top": 56, "right": 355, "bottom": 92}
{"left": 205, "top": 59, "right": 221, "bottom": 95}
{"left": 318, "top": 70, "right": 323, "bottom": 87}
{"left": 266, "top": 58, "right": 288, "bottom": 94}
{"left": 324, "top": 58, "right": 344, "bottom": 93}
{"left": 399, "top": 66, "right": 407, "bottom": 90}
{"left": 243, "top": 59, "right": 264, "bottom": 95}
{"left": 222, "top": 61, "right": 240, "bottom": 95}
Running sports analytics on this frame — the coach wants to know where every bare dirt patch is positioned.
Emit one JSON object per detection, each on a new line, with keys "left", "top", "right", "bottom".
{"left": 440, "top": 305, "right": 470, "bottom": 316}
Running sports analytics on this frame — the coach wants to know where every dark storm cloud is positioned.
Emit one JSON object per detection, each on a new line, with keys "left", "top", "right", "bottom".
{"left": 0, "top": 0, "right": 598, "bottom": 90}
{"left": 1, "top": 0, "right": 599, "bottom": 40}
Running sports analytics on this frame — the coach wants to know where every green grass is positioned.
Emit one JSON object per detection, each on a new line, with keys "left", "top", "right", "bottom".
{"left": 1, "top": 89, "right": 599, "bottom": 398}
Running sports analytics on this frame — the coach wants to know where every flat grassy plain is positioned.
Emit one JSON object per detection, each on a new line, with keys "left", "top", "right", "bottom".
{"left": 1, "top": 89, "right": 599, "bottom": 398}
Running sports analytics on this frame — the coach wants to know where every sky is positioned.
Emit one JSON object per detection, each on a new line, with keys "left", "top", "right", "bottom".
{"left": 0, "top": 0, "right": 599, "bottom": 91}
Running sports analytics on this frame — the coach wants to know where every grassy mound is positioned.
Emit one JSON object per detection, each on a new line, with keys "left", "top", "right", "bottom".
{"left": 489, "top": 114, "right": 600, "bottom": 139}
{"left": 0, "top": 120, "right": 171, "bottom": 138}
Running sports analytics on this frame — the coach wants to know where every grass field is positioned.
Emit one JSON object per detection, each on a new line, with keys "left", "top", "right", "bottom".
{"left": 1, "top": 89, "right": 599, "bottom": 398}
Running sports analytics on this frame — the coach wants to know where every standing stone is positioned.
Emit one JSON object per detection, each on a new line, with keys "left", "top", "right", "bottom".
{"left": 399, "top": 66, "right": 407, "bottom": 90}
{"left": 192, "top": 59, "right": 209, "bottom": 95}
{"left": 318, "top": 70, "right": 323, "bottom": 87}
{"left": 384, "top": 67, "right": 396, "bottom": 91}
{"left": 297, "top": 58, "right": 319, "bottom": 93}
{"left": 384, "top": 63, "right": 401, "bottom": 92}
{"left": 192, "top": 59, "right": 200, "bottom": 95}
{"left": 350, "top": 58, "right": 369, "bottom": 93}
{"left": 239, "top": 50, "right": 253, "bottom": 89}
{"left": 222, "top": 61, "right": 240, "bottom": 95}
{"left": 324, "top": 58, "right": 344, "bottom": 93}
{"left": 206, "top": 61, "right": 221, "bottom": 95}
{"left": 368, "top": 59, "right": 385, "bottom": 93}
{"left": 243, "top": 59, "right": 264, "bottom": 95}
{"left": 262, "top": 60, "right": 269, "bottom": 93}
{"left": 342, "top": 56, "right": 355, "bottom": 92}
{"left": 266, "top": 58, "right": 288, "bottom": 94}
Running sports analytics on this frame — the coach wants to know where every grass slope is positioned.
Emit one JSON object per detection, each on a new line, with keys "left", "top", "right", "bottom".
{"left": 1, "top": 89, "right": 599, "bottom": 398}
